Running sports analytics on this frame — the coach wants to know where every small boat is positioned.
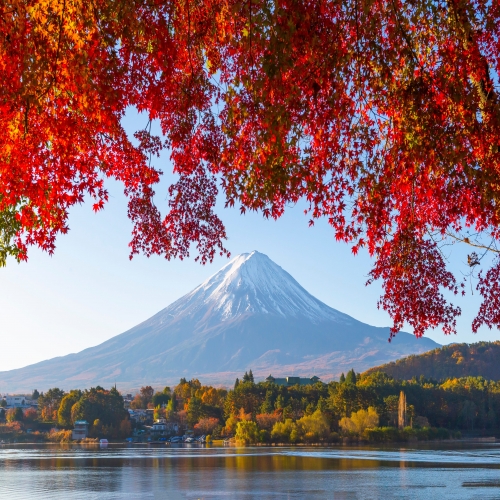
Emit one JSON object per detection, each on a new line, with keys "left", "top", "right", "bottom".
{"left": 99, "top": 439, "right": 109, "bottom": 445}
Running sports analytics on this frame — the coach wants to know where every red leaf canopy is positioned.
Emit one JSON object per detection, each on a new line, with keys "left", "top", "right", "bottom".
{"left": 1, "top": 0, "right": 500, "bottom": 336}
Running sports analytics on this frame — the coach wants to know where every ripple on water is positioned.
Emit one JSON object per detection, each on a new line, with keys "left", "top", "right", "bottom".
{"left": 1, "top": 444, "right": 500, "bottom": 500}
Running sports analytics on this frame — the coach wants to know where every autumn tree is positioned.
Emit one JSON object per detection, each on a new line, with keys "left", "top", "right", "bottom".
{"left": 140, "top": 386, "right": 154, "bottom": 407}
{"left": 6, "top": 407, "right": 24, "bottom": 423}
{"left": 23, "top": 408, "right": 38, "bottom": 423}
{"left": 201, "top": 387, "right": 227, "bottom": 407}
{"left": 194, "top": 417, "right": 220, "bottom": 435}
{"left": 256, "top": 413, "right": 281, "bottom": 431}
{"left": 4, "top": 0, "right": 500, "bottom": 335}
{"left": 38, "top": 388, "right": 65, "bottom": 422}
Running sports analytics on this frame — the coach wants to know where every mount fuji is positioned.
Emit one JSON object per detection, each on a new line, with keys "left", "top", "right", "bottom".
{"left": 0, "top": 251, "right": 438, "bottom": 391}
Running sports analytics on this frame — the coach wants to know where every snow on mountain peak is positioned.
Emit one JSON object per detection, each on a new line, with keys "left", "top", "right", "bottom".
{"left": 166, "top": 251, "right": 348, "bottom": 323}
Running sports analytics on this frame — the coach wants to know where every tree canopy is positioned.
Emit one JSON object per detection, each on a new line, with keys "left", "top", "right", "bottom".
{"left": 2, "top": 0, "right": 500, "bottom": 336}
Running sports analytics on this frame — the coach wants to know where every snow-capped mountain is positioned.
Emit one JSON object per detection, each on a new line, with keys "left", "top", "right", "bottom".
{"left": 0, "top": 251, "right": 439, "bottom": 392}
{"left": 155, "top": 250, "right": 347, "bottom": 323}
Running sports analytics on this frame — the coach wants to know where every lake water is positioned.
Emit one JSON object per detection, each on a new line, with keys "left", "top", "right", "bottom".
{"left": 1, "top": 443, "right": 500, "bottom": 499}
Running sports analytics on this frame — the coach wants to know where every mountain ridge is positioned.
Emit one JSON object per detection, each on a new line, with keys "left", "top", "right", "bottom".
{"left": 363, "top": 341, "right": 500, "bottom": 381}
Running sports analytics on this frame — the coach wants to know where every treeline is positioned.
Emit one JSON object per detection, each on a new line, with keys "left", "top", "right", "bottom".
{"left": 4, "top": 368, "right": 500, "bottom": 443}
{"left": 365, "top": 342, "right": 500, "bottom": 381}
{"left": 129, "top": 369, "right": 500, "bottom": 443}
{"left": 1, "top": 386, "right": 130, "bottom": 440}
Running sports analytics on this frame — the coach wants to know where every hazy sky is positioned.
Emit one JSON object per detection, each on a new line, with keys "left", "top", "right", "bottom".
{"left": 2, "top": 112, "right": 499, "bottom": 372}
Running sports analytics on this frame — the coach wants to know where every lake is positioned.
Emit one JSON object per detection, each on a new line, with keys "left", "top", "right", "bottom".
{"left": 1, "top": 443, "right": 500, "bottom": 499}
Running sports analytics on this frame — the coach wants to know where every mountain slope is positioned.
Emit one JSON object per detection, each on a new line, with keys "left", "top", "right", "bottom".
{"left": 363, "top": 341, "right": 500, "bottom": 381}
{"left": 0, "top": 251, "right": 439, "bottom": 392}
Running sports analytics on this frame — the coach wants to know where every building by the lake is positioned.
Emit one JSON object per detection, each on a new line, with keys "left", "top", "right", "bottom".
{"left": 265, "top": 375, "right": 321, "bottom": 387}
{"left": 72, "top": 420, "right": 89, "bottom": 440}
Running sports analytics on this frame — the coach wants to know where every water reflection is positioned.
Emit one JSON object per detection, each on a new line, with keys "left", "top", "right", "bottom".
{"left": 1, "top": 444, "right": 500, "bottom": 499}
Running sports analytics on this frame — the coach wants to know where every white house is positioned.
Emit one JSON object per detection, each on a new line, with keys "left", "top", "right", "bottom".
{"left": 5, "top": 396, "right": 29, "bottom": 407}
{"left": 151, "top": 418, "right": 178, "bottom": 436}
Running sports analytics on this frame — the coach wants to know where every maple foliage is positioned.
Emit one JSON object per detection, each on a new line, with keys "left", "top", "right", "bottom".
{"left": 2, "top": 0, "right": 500, "bottom": 336}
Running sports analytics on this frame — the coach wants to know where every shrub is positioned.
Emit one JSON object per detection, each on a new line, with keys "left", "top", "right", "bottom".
{"left": 296, "top": 410, "right": 330, "bottom": 443}
{"left": 258, "top": 429, "right": 270, "bottom": 443}
{"left": 363, "top": 426, "right": 451, "bottom": 442}
{"left": 235, "top": 420, "right": 259, "bottom": 445}
{"left": 48, "top": 429, "right": 73, "bottom": 442}
{"left": 271, "top": 419, "right": 298, "bottom": 443}
{"left": 364, "top": 427, "right": 400, "bottom": 442}
{"left": 339, "top": 407, "right": 379, "bottom": 436}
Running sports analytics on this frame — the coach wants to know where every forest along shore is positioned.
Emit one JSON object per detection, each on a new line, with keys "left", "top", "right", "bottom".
{"left": 2, "top": 369, "right": 500, "bottom": 445}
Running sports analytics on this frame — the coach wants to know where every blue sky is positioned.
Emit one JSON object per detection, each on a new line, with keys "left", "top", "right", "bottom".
{"left": 1, "top": 112, "right": 499, "bottom": 372}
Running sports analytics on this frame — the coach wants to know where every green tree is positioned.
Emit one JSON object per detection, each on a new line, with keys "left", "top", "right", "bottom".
{"left": 345, "top": 369, "right": 357, "bottom": 385}
{"left": 57, "top": 390, "right": 83, "bottom": 428}
{"left": 71, "top": 386, "right": 127, "bottom": 430}
{"left": 152, "top": 391, "right": 170, "bottom": 408}
{"left": 275, "top": 395, "right": 285, "bottom": 411}
{"left": 260, "top": 390, "right": 275, "bottom": 414}
{"left": 187, "top": 397, "right": 202, "bottom": 427}
{"left": 384, "top": 395, "right": 399, "bottom": 427}
{"left": 339, "top": 373, "right": 345, "bottom": 383}
{"left": 0, "top": 399, "right": 6, "bottom": 408}
{"left": 316, "top": 397, "right": 328, "bottom": 412}
{"left": 31, "top": 389, "right": 40, "bottom": 400}
{"left": 234, "top": 378, "right": 240, "bottom": 390}
{"left": 167, "top": 394, "right": 176, "bottom": 413}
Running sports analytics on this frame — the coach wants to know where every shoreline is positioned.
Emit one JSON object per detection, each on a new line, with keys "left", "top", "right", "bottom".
{"left": 1, "top": 437, "right": 497, "bottom": 447}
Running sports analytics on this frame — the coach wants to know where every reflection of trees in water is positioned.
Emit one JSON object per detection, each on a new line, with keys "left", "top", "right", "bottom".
{"left": 5, "top": 446, "right": 500, "bottom": 497}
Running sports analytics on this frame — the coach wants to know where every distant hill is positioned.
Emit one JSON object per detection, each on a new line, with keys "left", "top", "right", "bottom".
{"left": 364, "top": 341, "right": 500, "bottom": 381}
{"left": 0, "top": 251, "right": 437, "bottom": 392}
